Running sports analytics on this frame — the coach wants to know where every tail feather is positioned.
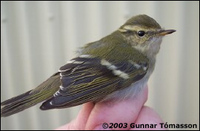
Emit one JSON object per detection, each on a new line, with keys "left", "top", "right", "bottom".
{"left": 1, "top": 91, "right": 38, "bottom": 117}
{"left": 1, "top": 73, "right": 60, "bottom": 117}
{"left": 1, "top": 90, "right": 32, "bottom": 106}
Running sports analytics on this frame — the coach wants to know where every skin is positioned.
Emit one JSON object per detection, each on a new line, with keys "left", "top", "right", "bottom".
{"left": 56, "top": 85, "right": 166, "bottom": 130}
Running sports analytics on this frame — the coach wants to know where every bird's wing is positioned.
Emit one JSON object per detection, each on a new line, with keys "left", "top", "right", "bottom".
{"left": 40, "top": 54, "right": 148, "bottom": 110}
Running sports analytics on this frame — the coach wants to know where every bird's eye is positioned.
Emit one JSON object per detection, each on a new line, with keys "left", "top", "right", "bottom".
{"left": 137, "top": 30, "right": 145, "bottom": 37}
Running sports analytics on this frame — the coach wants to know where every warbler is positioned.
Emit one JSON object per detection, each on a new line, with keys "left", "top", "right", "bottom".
{"left": 1, "top": 14, "right": 175, "bottom": 117}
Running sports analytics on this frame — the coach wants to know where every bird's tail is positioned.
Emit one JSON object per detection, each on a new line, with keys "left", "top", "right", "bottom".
{"left": 1, "top": 73, "right": 60, "bottom": 117}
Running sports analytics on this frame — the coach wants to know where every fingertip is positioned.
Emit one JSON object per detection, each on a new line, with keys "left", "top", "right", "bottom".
{"left": 75, "top": 102, "right": 95, "bottom": 129}
{"left": 132, "top": 106, "right": 166, "bottom": 130}
{"left": 55, "top": 102, "right": 95, "bottom": 130}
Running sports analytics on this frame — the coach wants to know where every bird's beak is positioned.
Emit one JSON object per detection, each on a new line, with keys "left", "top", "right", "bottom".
{"left": 158, "top": 29, "right": 176, "bottom": 36}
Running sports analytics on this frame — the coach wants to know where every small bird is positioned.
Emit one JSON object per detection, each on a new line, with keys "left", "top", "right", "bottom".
{"left": 1, "top": 14, "right": 175, "bottom": 117}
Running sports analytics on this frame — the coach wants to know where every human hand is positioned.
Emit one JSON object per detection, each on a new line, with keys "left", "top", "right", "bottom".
{"left": 56, "top": 86, "right": 166, "bottom": 130}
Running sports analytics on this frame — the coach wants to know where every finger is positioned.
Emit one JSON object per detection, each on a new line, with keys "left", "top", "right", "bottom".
{"left": 55, "top": 102, "right": 95, "bottom": 130}
{"left": 85, "top": 85, "right": 148, "bottom": 130}
{"left": 75, "top": 102, "right": 95, "bottom": 129}
{"left": 131, "top": 106, "right": 166, "bottom": 130}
